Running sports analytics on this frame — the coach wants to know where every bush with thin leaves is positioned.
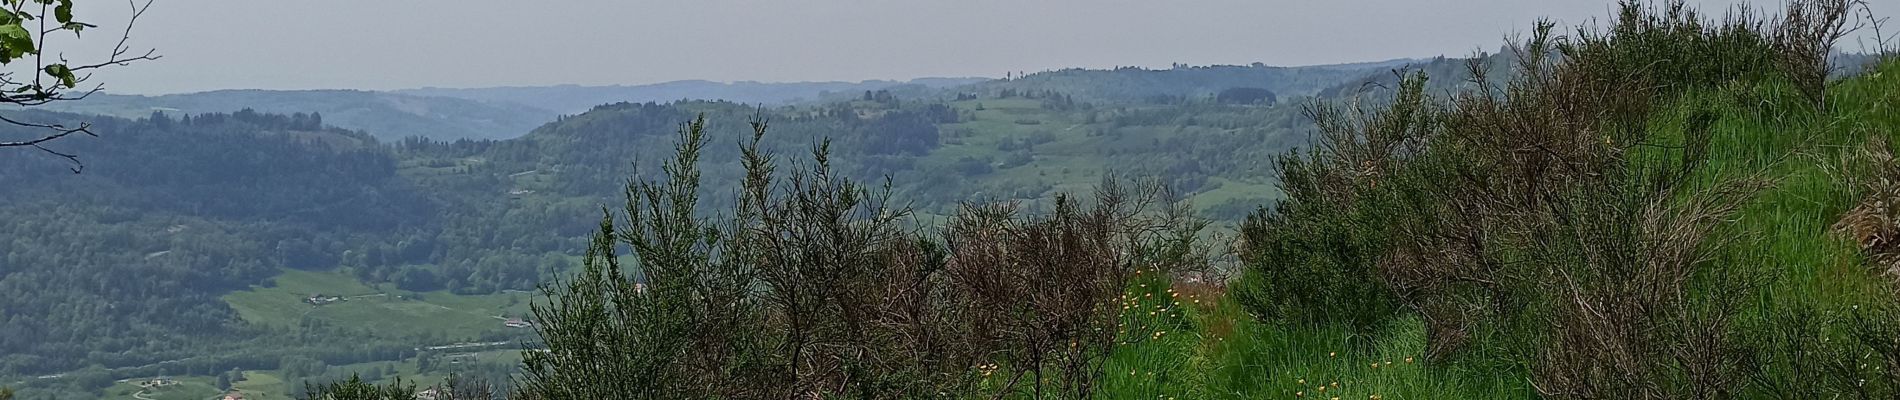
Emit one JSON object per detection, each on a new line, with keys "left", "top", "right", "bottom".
{"left": 514, "top": 115, "right": 1204, "bottom": 399}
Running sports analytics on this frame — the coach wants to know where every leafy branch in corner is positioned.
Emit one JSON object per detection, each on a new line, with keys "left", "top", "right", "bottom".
{"left": 0, "top": 0, "right": 159, "bottom": 172}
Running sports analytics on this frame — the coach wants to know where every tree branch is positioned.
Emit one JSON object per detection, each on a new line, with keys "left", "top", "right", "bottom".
{"left": 0, "top": 0, "right": 159, "bottom": 172}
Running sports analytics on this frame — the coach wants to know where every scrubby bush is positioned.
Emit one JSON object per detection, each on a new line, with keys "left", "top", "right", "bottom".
{"left": 1235, "top": 0, "right": 1890, "bottom": 397}
{"left": 513, "top": 116, "right": 1205, "bottom": 399}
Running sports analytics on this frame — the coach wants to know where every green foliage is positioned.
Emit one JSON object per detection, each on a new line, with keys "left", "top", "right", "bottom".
{"left": 1231, "top": 72, "right": 1434, "bottom": 340}
{"left": 0, "top": 0, "right": 134, "bottom": 103}
{"left": 516, "top": 113, "right": 1209, "bottom": 399}
{"left": 517, "top": 115, "right": 766, "bottom": 398}
{"left": 301, "top": 375, "right": 413, "bottom": 400}
{"left": 1234, "top": 1, "right": 1900, "bottom": 398}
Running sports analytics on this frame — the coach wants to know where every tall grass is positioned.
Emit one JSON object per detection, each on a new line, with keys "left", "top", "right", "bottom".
{"left": 1226, "top": 1, "right": 1900, "bottom": 398}
{"left": 1094, "top": 276, "right": 1535, "bottom": 399}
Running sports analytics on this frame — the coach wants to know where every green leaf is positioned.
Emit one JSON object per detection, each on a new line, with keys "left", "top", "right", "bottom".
{"left": 0, "top": 22, "right": 34, "bottom": 63}
{"left": 53, "top": 0, "right": 71, "bottom": 24}
{"left": 44, "top": 63, "right": 73, "bottom": 88}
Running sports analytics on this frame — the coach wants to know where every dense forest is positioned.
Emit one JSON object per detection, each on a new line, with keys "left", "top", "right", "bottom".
{"left": 2, "top": 0, "right": 1897, "bottom": 399}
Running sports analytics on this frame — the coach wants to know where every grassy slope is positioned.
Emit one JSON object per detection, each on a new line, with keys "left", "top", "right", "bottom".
{"left": 1087, "top": 61, "right": 1900, "bottom": 399}
{"left": 223, "top": 268, "right": 538, "bottom": 341}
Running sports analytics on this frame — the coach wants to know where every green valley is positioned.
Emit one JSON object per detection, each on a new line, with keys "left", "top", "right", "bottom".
{"left": 1, "top": 0, "right": 1896, "bottom": 399}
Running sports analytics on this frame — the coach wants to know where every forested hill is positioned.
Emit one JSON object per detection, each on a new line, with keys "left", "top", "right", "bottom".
{"left": 37, "top": 90, "right": 558, "bottom": 142}
{"left": 395, "top": 78, "right": 987, "bottom": 114}
{"left": 0, "top": 110, "right": 442, "bottom": 390}
{"left": 29, "top": 61, "right": 1444, "bottom": 145}
{"left": 960, "top": 59, "right": 1428, "bottom": 104}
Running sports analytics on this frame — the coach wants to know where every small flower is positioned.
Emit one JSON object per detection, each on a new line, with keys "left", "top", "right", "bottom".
{"left": 1404, "top": 357, "right": 1413, "bottom": 364}
{"left": 1328, "top": 352, "right": 1337, "bottom": 357}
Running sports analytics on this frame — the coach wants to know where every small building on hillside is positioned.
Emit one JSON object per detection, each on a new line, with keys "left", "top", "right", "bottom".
{"left": 136, "top": 377, "right": 177, "bottom": 388}
{"left": 304, "top": 293, "right": 343, "bottom": 306}
{"left": 504, "top": 317, "right": 533, "bottom": 328}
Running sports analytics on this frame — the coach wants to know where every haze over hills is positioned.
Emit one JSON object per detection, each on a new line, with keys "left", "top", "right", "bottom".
{"left": 31, "top": 59, "right": 1436, "bottom": 143}
{"left": 394, "top": 78, "right": 989, "bottom": 115}
{"left": 964, "top": 58, "right": 1434, "bottom": 103}
{"left": 35, "top": 90, "right": 558, "bottom": 142}
{"left": 34, "top": 80, "right": 991, "bottom": 142}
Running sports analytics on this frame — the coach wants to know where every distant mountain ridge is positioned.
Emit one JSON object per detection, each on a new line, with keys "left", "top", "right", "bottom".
{"left": 960, "top": 58, "right": 1433, "bottom": 103}
{"left": 37, "top": 90, "right": 558, "bottom": 142}
{"left": 395, "top": 78, "right": 989, "bottom": 114}
{"left": 29, "top": 60, "right": 1452, "bottom": 143}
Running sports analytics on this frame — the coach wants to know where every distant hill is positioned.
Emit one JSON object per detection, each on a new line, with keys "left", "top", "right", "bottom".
{"left": 38, "top": 90, "right": 559, "bottom": 142}
{"left": 958, "top": 59, "right": 1431, "bottom": 104}
{"left": 395, "top": 78, "right": 988, "bottom": 114}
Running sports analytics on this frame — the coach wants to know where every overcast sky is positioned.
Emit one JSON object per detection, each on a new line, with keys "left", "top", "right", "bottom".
{"left": 59, "top": 0, "right": 1900, "bottom": 94}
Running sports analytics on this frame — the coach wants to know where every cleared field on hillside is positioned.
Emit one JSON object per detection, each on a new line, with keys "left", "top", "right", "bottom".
{"left": 223, "top": 269, "right": 539, "bottom": 340}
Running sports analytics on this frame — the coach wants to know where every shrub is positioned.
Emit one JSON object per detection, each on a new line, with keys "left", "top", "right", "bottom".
{"left": 1234, "top": 1, "right": 1869, "bottom": 397}
{"left": 515, "top": 116, "right": 1205, "bottom": 399}
{"left": 1232, "top": 71, "right": 1434, "bottom": 342}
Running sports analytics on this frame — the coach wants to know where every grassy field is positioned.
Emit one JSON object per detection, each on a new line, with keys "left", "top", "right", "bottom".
{"left": 101, "top": 377, "right": 220, "bottom": 400}
{"left": 1082, "top": 274, "right": 1535, "bottom": 399}
{"left": 223, "top": 268, "right": 539, "bottom": 341}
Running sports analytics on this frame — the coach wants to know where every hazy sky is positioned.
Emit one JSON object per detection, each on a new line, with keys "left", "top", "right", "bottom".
{"left": 61, "top": 0, "right": 1900, "bottom": 94}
